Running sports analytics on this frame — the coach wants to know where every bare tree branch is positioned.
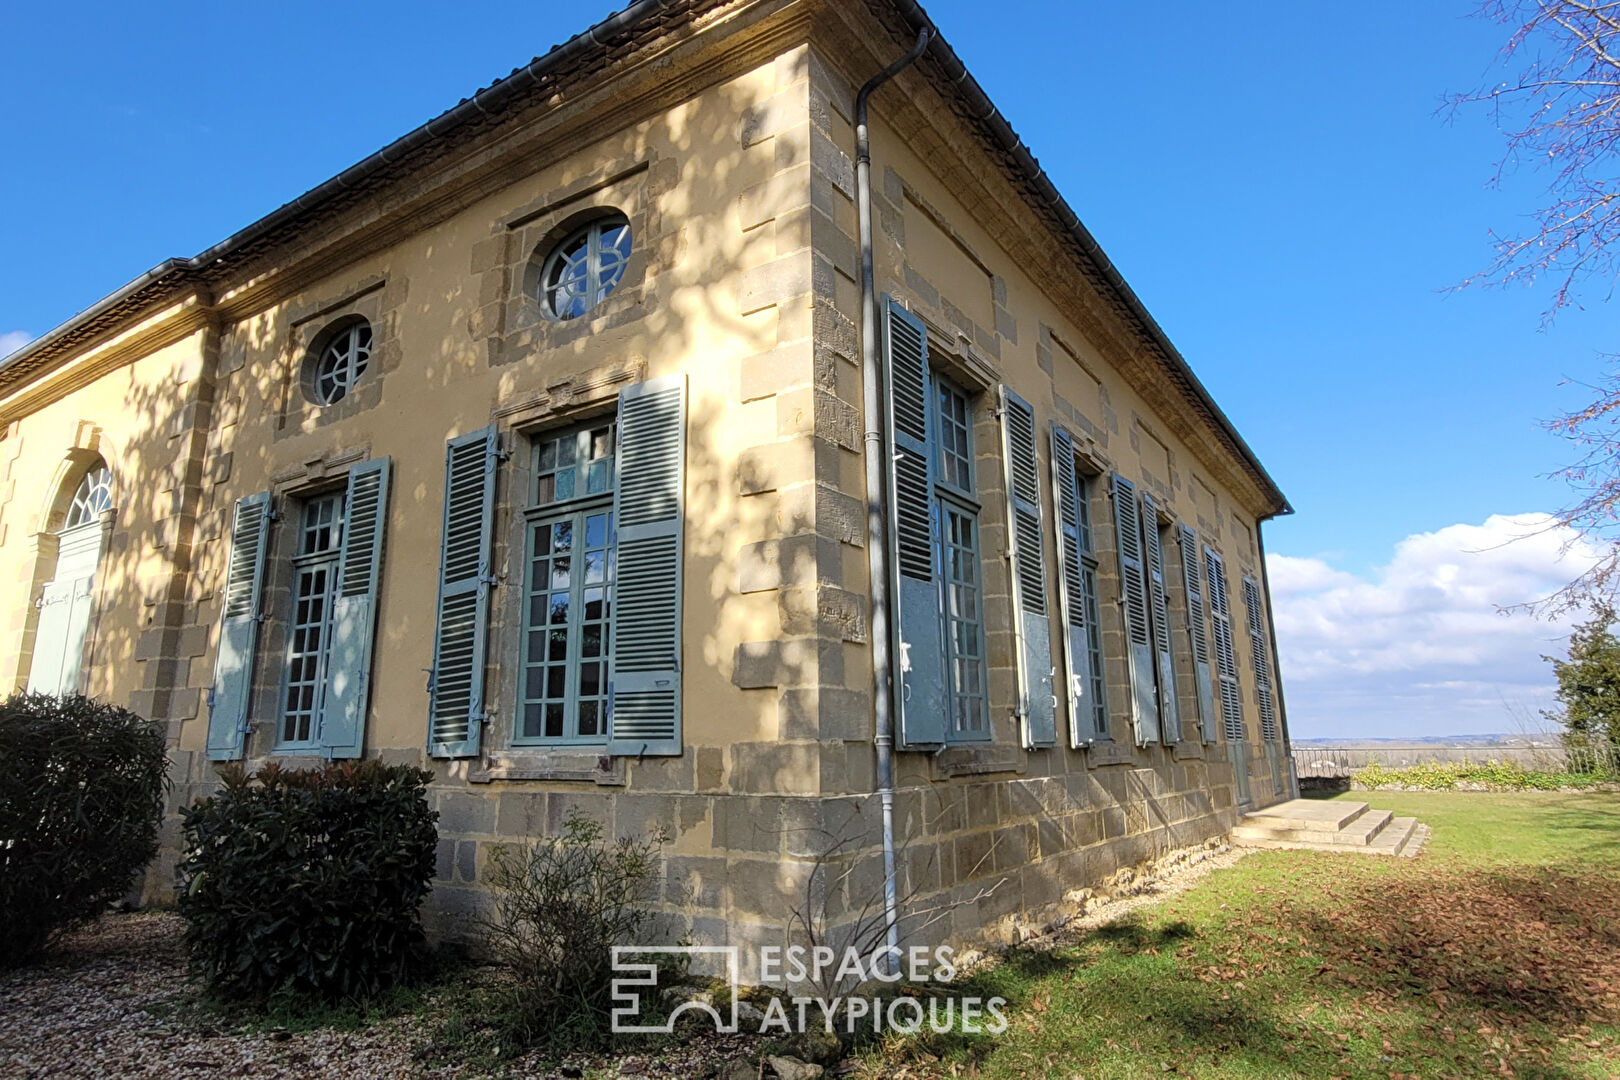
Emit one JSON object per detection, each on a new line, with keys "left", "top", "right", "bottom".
{"left": 1454, "top": 4, "right": 1620, "bottom": 612}
{"left": 1449, "top": 2, "right": 1620, "bottom": 320}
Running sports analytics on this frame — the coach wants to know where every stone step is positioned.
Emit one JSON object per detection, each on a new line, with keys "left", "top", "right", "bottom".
{"left": 1231, "top": 809, "right": 1391, "bottom": 846}
{"left": 1239, "top": 798, "right": 1369, "bottom": 835}
{"left": 1231, "top": 800, "right": 1429, "bottom": 858}
{"left": 1364, "top": 816, "right": 1419, "bottom": 857}
{"left": 1333, "top": 808, "right": 1394, "bottom": 846}
{"left": 1401, "top": 823, "right": 1432, "bottom": 858}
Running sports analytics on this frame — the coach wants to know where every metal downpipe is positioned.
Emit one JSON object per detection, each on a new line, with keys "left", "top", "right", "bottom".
{"left": 857, "top": 26, "right": 930, "bottom": 976}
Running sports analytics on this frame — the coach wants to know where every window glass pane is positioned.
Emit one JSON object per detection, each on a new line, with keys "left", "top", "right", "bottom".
{"left": 282, "top": 551, "right": 338, "bottom": 746}
{"left": 533, "top": 424, "right": 616, "bottom": 507}
{"left": 1075, "top": 474, "right": 1095, "bottom": 553}
{"left": 934, "top": 381, "right": 973, "bottom": 494}
{"left": 517, "top": 506, "right": 616, "bottom": 744}
{"left": 939, "top": 501, "right": 987, "bottom": 736}
{"left": 1081, "top": 562, "right": 1107, "bottom": 735}
{"left": 585, "top": 513, "right": 607, "bottom": 548}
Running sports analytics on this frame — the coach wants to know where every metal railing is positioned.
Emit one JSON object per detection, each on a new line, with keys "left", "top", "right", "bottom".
{"left": 1291, "top": 742, "right": 1620, "bottom": 779}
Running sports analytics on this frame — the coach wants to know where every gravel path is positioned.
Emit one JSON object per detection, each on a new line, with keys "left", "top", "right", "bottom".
{"left": 0, "top": 914, "right": 445, "bottom": 1079}
{"left": 0, "top": 914, "right": 757, "bottom": 1079}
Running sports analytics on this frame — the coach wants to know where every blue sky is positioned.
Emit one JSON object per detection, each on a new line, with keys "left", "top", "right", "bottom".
{"left": 2, "top": 1, "right": 1611, "bottom": 737}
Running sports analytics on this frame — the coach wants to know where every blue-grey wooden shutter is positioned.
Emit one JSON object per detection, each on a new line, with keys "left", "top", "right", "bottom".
{"left": 608, "top": 374, "right": 686, "bottom": 757}
{"left": 429, "top": 428, "right": 498, "bottom": 759}
{"left": 1139, "top": 492, "right": 1180, "bottom": 745}
{"left": 1049, "top": 424, "right": 1094, "bottom": 748}
{"left": 885, "top": 299, "right": 948, "bottom": 748}
{"left": 1242, "top": 575, "right": 1280, "bottom": 741}
{"left": 1110, "top": 474, "right": 1157, "bottom": 747}
{"left": 207, "top": 491, "right": 272, "bottom": 760}
{"left": 1000, "top": 387, "right": 1055, "bottom": 749}
{"left": 1204, "top": 547, "right": 1244, "bottom": 742}
{"left": 322, "top": 457, "right": 390, "bottom": 759}
{"left": 1179, "top": 524, "right": 1218, "bottom": 743}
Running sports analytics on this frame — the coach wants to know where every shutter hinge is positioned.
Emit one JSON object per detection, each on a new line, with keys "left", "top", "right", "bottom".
{"left": 478, "top": 572, "right": 501, "bottom": 586}
{"left": 206, "top": 687, "right": 216, "bottom": 708}
{"left": 424, "top": 668, "right": 436, "bottom": 695}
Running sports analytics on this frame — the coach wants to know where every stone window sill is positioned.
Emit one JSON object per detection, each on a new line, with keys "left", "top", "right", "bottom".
{"left": 469, "top": 748, "right": 625, "bottom": 786}
{"left": 929, "top": 744, "right": 1022, "bottom": 779}
{"left": 1084, "top": 740, "right": 1136, "bottom": 767}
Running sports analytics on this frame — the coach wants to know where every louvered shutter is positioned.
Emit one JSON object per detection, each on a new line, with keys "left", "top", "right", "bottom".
{"left": 1139, "top": 493, "right": 1180, "bottom": 744}
{"left": 1204, "top": 547, "right": 1244, "bottom": 742}
{"left": 1000, "top": 387, "right": 1055, "bottom": 748}
{"left": 322, "top": 457, "right": 390, "bottom": 759}
{"left": 1179, "top": 525, "right": 1218, "bottom": 743}
{"left": 429, "top": 428, "right": 497, "bottom": 759}
{"left": 1242, "top": 576, "right": 1280, "bottom": 741}
{"left": 608, "top": 375, "right": 686, "bottom": 757}
{"left": 885, "top": 300, "right": 948, "bottom": 748}
{"left": 207, "top": 491, "right": 272, "bottom": 760}
{"left": 1049, "top": 425, "right": 1094, "bottom": 748}
{"left": 1110, "top": 475, "right": 1157, "bottom": 746}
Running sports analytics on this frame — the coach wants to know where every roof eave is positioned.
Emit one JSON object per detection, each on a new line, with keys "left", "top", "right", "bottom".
{"left": 875, "top": 0, "right": 1291, "bottom": 517}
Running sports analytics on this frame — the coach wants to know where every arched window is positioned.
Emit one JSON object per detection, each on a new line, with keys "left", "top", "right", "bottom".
{"left": 28, "top": 458, "right": 113, "bottom": 696}
{"left": 64, "top": 465, "right": 113, "bottom": 529}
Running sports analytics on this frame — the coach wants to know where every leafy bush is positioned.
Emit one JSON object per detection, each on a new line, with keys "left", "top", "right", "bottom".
{"left": 1544, "top": 606, "right": 1620, "bottom": 765}
{"left": 178, "top": 759, "right": 437, "bottom": 1003}
{"left": 480, "top": 812, "right": 667, "bottom": 1053}
{"left": 0, "top": 692, "right": 169, "bottom": 968}
{"left": 1352, "top": 760, "right": 1612, "bottom": 791}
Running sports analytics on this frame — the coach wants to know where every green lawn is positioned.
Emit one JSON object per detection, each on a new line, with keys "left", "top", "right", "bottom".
{"left": 854, "top": 791, "right": 1620, "bottom": 1079}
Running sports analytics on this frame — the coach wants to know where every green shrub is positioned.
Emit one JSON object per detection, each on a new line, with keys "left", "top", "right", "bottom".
{"left": 177, "top": 759, "right": 437, "bottom": 1003}
{"left": 0, "top": 692, "right": 169, "bottom": 968}
{"left": 1352, "top": 760, "right": 1611, "bottom": 791}
{"left": 480, "top": 812, "right": 667, "bottom": 1053}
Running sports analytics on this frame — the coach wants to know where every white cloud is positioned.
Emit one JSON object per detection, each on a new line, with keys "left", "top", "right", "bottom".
{"left": 0, "top": 331, "right": 31, "bottom": 359}
{"left": 1268, "top": 513, "right": 1603, "bottom": 739}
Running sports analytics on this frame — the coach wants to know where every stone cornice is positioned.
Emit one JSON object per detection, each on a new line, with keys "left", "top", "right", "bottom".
{"left": 0, "top": 0, "right": 800, "bottom": 404}
{"left": 813, "top": 0, "right": 1288, "bottom": 518}
{"left": 0, "top": 294, "right": 216, "bottom": 426}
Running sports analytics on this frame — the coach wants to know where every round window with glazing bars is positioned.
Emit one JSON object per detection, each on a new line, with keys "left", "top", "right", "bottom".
{"left": 538, "top": 214, "right": 632, "bottom": 320}
{"left": 309, "top": 320, "right": 371, "bottom": 405}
